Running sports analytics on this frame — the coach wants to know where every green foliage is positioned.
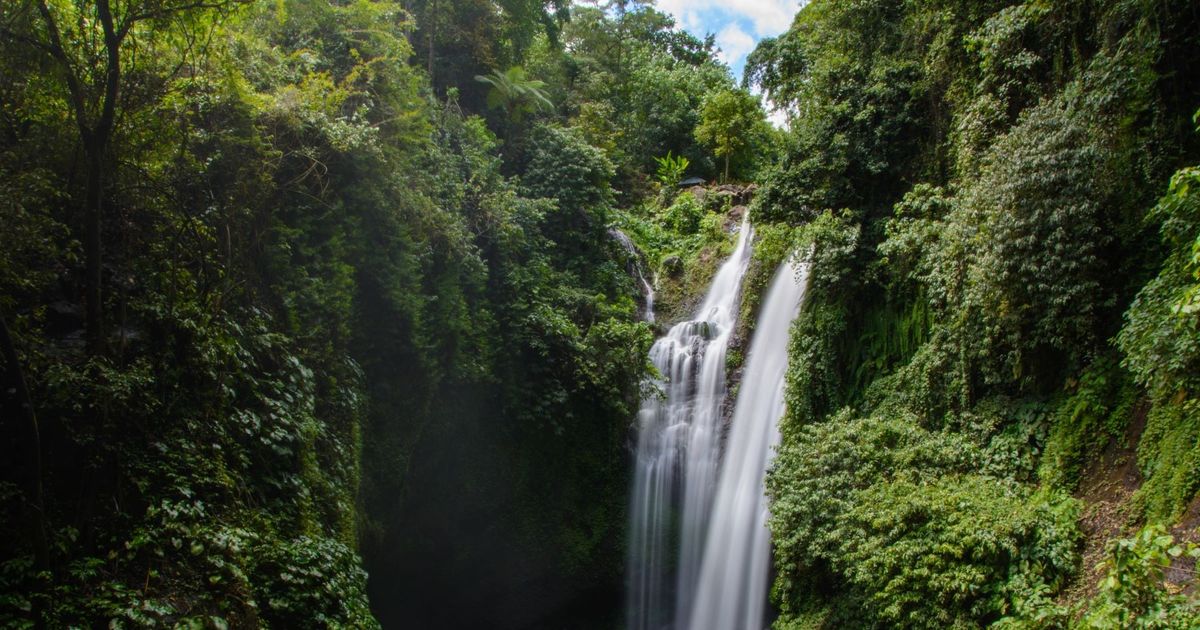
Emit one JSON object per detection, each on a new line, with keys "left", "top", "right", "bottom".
{"left": 554, "top": 4, "right": 747, "bottom": 191}
{"left": 752, "top": 0, "right": 925, "bottom": 224}
{"left": 612, "top": 188, "right": 741, "bottom": 324}
{"left": 877, "top": 186, "right": 964, "bottom": 355}
{"left": 737, "top": 221, "right": 803, "bottom": 350}
{"left": 999, "top": 525, "right": 1200, "bottom": 626}
{"left": 661, "top": 192, "right": 704, "bottom": 235}
{"left": 404, "top": 0, "right": 566, "bottom": 101}
{"left": 837, "top": 478, "right": 1077, "bottom": 629}
{"left": 249, "top": 534, "right": 378, "bottom": 628}
{"left": 520, "top": 123, "right": 616, "bottom": 279}
{"left": 768, "top": 413, "right": 1079, "bottom": 629}
{"left": 1119, "top": 159, "right": 1200, "bottom": 398}
{"left": 694, "top": 88, "right": 768, "bottom": 182}
{"left": 522, "top": 124, "right": 615, "bottom": 211}
{"left": 1039, "top": 358, "right": 1137, "bottom": 492}
{"left": 782, "top": 210, "right": 861, "bottom": 427}
{"left": 1080, "top": 526, "right": 1200, "bottom": 629}
{"left": 1116, "top": 152, "right": 1200, "bottom": 523}
{"left": 1134, "top": 399, "right": 1200, "bottom": 522}
{"left": 475, "top": 65, "right": 555, "bottom": 122}
{"left": 654, "top": 151, "right": 691, "bottom": 188}
{"left": 759, "top": 1, "right": 1200, "bottom": 628}
{"left": 964, "top": 98, "right": 1109, "bottom": 386}
{"left": 0, "top": 0, "right": 662, "bottom": 626}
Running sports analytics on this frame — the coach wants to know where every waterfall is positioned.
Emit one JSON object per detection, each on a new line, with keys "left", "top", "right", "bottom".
{"left": 685, "top": 257, "right": 810, "bottom": 630}
{"left": 626, "top": 213, "right": 753, "bottom": 630}
{"left": 641, "top": 270, "right": 656, "bottom": 324}
{"left": 610, "top": 228, "right": 657, "bottom": 323}
{"left": 626, "top": 224, "right": 810, "bottom": 629}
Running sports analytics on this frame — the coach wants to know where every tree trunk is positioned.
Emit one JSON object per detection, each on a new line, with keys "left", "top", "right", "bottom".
{"left": 723, "top": 153, "right": 730, "bottom": 184}
{"left": 84, "top": 0, "right": 121, "bottom": 354}
{"left": 84, "top": 146, "right": 104, "bottom": 353}
{"left": 428, "top": 0, "right": 437, "bottom": 86}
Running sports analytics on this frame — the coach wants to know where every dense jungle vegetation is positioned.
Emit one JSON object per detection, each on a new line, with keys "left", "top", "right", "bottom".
{"left": 755, "top": 0, "right": 1200, "bottom": 628}
{"left": 0, "top": 0, "right": 771, "bottom": 627}
{"left": 1, "top": 0, "right": 1199, "bottom": 628}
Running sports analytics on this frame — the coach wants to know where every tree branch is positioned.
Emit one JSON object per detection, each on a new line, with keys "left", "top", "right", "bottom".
{"left": 95, "top": 0, "right": 121, "bottom": 148}
{"left": 33, "top": 0, "right": 91, "bottom": 142}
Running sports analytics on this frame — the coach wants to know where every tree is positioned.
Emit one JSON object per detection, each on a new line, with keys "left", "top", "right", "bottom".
{"left": 6, "top": 0, "right": 242, "bottom": 352}
{"left": 743, "top": 33, "right": 807, "bottom": 113}
{"left": 475, "top": 65, "right": 555, "bottom": 123}
{"left": 409, "top": 0, "right": 566, "bottom": 97}
{"left": 694, "top": 88, "right": 764, "bottom": 182}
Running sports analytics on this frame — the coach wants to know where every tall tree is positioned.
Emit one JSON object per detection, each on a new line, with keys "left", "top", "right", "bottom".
{"left": 6, "top": 0, "right": 240, "bottom": 352}
{"left": 695, "top": 88, "right": 764, "bottom": 182}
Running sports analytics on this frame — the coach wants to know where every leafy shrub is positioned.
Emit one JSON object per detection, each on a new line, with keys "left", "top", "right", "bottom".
{"left": 1119, "top": 162, "right": 1200, "bottom": 398}
{"left": 1079, "top": 526, "right": 1200, "bottom": 629}
{"left": 878, "top": 184, "right": 958, "bottom": 313}
{"left": 834, "top": 477, "right": 1077, "bottom": 629}
{"left": 1039, "top": 358, "right": 1137, "bottom": 492}
{"left": 963, "top": 98, "right": 1108, "bottom": 387}
{"left": 1134, "top": 400, "right": 1200, "bottom": 521}
{"left": 654, "top": 151, "right": 691, "bottom": 187}
{"left": 768, "top": 412, "right": 1080, "bottom": 629}
{"left": 249, "top": 535, "right": 377, "bottom": 628}
{"left": 1117, "top": 155, "right": 1200, "bottom": 522}
{"left": 660, "top": 192, "right": 704, "bottom": 234}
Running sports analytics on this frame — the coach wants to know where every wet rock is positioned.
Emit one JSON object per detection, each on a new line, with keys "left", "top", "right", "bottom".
{"left": 725, "top": 206, "right": 748, "bottom": 232}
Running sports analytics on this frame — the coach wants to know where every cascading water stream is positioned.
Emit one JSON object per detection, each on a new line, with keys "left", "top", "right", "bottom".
{"left": 685, "top": 257, "right": 809, "bottom": 630}
{"left": 611, "top": 228, "right": 657, "bottom": 323}
{"left": 626, "top": 212, "right": 810, "bottom": 629}
{"left": 626, "top": 213, "right": 753, "bottom": 630}
{"left": 639, "top": 268, "right": 656, "bottom": 324}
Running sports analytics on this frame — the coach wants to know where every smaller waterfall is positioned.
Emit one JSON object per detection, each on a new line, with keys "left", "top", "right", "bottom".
{"left": 640, "top": 269, "right": 656, "bottom": 324}
{"left": 610, "top": 228, "right": 657, "bottom": 323}
{"left": 686, "top": 257, "right": 809, "bottom": 630}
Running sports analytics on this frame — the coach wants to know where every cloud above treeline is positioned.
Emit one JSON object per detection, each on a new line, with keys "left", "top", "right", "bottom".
{"left": 655, "top": 0, "right": 804, "bottom": 78}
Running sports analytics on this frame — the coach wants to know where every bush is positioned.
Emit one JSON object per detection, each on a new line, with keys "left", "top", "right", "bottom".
{"left": 834, "top": 477, "right": 1078, "bottom": 629}
{"left": 250, "top": 535, "right": 377, "bottom": 629}
{"left": 660, "top": 192, "right": 704, "bottom": 235}
{"left": 769, "top": 413, "right": 1079, "bottom": 628}
{"left": 1079, "top": 526, "right": 1200, "bottom": 629}
{"left": 963, "top": 98, "right": 1108, "bottom": 387}
{"left": 1039, "top": 358, "right": 1137, "bottom": 492}
{"left": 1119, "top": 163, "right": 1200, "bottom": 399}
{"left": 1117, "top": 157, "right": 1200, "bottom": 522}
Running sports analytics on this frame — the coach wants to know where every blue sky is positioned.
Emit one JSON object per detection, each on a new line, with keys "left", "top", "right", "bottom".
{"left": 655, "top": 0, "right": 805, "bottom": 81}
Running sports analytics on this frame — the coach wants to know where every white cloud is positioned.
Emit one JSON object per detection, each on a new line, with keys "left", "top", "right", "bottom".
{"left": 766, "top": 106, "right": 790, "bottom": 129}
{"left": 657, "top": 0, "right": 706, "bottom": 32}
{"left": 655, "top": 0, "right": 805, "bottom": 76}
{"left": 714, "top": 24, "right": 757, "bottom": 69}
{"left": 657, "top": 0, "right": 803, "bottom": 38}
